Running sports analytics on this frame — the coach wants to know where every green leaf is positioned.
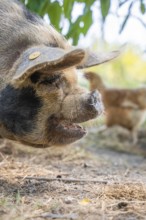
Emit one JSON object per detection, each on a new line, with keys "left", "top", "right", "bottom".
{"left": 81, "top": 10, "right": 93, "bottom": 35}
{"left": 100, "top": 0, "right": 110, "bottom": 22}
{"left": 47, "top": 2, "right": 62, "bottom": 30}
{"left": 63, "top": 0, "right": 74, "bottom": 20}
{"left": 66, "top": 16, "right": 81, "bottom": 45}
{"left": 25, "top": 0, "right": 44, "bottom": 14}
{"left": 66, "top": 8, "right": 93, "bottom": 44}
{"left": 38, "top": 0, "right": 50, "bottom": 16}
{"left": 140, "top": 1, "right": 146, "bottom": 14}
{"left": 85, "top": 0, "right": 95, "bottom": 7}
{"left": 20, "top": 0, "right": 25, "bottom": 4}
{"left": 20, "top": 0, "right": 95, "bottom": 44}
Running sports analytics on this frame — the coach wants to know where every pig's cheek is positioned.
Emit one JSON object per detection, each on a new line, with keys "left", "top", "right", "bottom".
{"left": 0, "top": 85, "right": 42, "bottom": 136}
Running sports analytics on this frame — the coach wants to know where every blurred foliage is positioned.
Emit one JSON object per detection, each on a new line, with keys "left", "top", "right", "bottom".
{"left": 20, "top": 0, "right": 146, "bottom": 45}
{"left": 89, "top": 47, "right": 146, "bottom": 89}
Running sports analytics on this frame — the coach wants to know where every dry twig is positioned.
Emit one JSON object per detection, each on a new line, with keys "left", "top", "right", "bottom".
{"left": 20, "top": 176, "right": 108, "bottom": 184}
{"left": 34, "top": 213, "right": 78, "bottom": 219}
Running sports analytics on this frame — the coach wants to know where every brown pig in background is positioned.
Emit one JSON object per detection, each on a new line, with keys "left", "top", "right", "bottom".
{"left": 0, "top": 0, "right": 119, "bottom": 147}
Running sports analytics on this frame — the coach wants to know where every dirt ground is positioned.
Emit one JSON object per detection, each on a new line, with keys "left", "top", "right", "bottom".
{"left": 1, "top": 126, "right": 146, "bottom": 220}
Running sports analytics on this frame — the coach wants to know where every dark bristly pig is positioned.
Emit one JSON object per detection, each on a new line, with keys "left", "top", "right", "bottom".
{"left": 0, "top": 0, "right": 119, "bottom": 147}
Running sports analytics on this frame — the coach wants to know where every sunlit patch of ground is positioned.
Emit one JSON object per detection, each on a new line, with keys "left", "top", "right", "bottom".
{"left": 1, "top": 129, "right": 146, "bottom": 220}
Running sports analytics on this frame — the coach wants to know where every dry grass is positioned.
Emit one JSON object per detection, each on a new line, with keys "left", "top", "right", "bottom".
{"left": 0, "top": 136, "right": 146, "bottom": 220}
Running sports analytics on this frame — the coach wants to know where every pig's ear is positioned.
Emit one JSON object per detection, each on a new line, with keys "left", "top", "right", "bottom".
{"left": 77, "top": 50, "right": 120, "bottom": 69}
{"left": 11, "top": 46, "right": 86, "bottom": 83}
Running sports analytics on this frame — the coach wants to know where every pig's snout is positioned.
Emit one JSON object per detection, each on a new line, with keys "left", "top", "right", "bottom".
{"left": 89, "top": 91, "right": 101, "bottom": 105}
{"left": 87, "top": 91, "right": 104, "bottom": 116}
{"left": 60, "top": 90, "right": 104, "bottom": 124}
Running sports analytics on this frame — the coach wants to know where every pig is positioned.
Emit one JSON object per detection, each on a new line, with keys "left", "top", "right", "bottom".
{"left": 0, "top": 0, "right": 119, "bottom": 147}
{"left": 84, "top": 71, "right": 146, "bottom": 144}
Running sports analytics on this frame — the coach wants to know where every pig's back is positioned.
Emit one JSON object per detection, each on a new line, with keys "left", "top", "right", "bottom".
{"left": 0, "top": 0, "right": 69, "bottom": 79}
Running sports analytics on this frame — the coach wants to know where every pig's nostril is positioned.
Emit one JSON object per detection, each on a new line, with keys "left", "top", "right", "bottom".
{"left": 90, "top": 91, "right": 101, "bottom": 104}
{"left": 87, "top": 90, "right": 104, "bottom": 116}
{"left": 91, "top": 91, "right": 98, "bottom": 97}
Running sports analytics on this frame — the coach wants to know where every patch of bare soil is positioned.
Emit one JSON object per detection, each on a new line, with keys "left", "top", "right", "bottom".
{"left": 0, "top": 128, "right": 146, "bottom": 220}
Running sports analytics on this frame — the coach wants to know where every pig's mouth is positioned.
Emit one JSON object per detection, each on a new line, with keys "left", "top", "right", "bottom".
{"left": 56, "top": 121, "right": 86, "bottom": 137}
{"left": 47, "top": 117, "right": 87, "bottom": 145}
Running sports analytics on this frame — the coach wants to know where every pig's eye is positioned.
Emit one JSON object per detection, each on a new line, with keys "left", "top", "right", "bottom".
{"left": 40, "top": 75, "right": 61, "bottom": 85}
{"left": 30, "top": 71, "right": 41, "bottom": 83}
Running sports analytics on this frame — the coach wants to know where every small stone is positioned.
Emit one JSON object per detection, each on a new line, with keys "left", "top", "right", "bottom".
{"left": 64, "top": 197, "right": 74, "bottom": 204}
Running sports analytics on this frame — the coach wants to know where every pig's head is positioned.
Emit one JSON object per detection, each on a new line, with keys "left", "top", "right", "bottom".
{"left": 0, "top": 45, "right": 119, "bottom": 147}
{"left": 84, "top": 71, "right": 106, "bottom": 92}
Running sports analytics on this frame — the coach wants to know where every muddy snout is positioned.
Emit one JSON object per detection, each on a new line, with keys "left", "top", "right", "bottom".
{"left": 87, "top": 90, "right": 104, "bottom": 117}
